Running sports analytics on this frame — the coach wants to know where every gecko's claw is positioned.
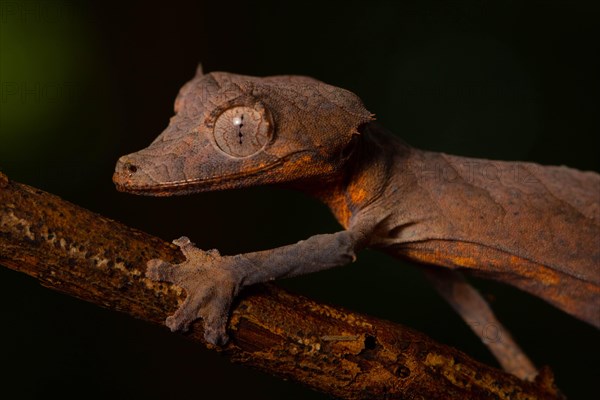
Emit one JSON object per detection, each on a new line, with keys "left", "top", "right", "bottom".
{"left": 146, "top": 240, "right": 241, "bottom": 346}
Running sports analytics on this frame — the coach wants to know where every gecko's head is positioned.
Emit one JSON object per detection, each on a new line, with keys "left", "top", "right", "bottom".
{"left": 113, "top": 66, "right": 372, "bottom": 195}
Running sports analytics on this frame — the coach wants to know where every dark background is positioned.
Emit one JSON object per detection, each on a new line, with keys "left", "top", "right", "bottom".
{"left": 1, "top": 0, "right": 598, "bottom": 398}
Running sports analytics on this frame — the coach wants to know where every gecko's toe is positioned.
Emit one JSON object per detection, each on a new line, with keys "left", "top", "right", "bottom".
{"left": 163, "top": 289, "right": 231, "bottom": 346}
{"left": 164, "top": 291, "right": 209, "bottom": 332}
{"left": 172, "top": 236, "right": 192, "bottom": 247}
{"left": 204, "top": 326, "right": 229, "bottom": 346}
{"left": 166, "top": 314, "right": 191, "bottom": 332}
{"left": 173, "top": 236, "right": 210, "bottom": 259}
{"left": 165, "top": 302, "right": 192, "bottom": 332}
{"left": 201, "top": 294, "right": 233, "bottom": 345}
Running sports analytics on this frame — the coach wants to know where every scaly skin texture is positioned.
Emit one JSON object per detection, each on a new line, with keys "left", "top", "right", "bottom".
{"left": 113, "top": 66, "right": 600, "bottom": 381}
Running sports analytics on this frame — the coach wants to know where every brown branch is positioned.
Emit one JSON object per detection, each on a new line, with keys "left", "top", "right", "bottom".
{"left": 0, "top": 171, "right": 563, "bottom": 400}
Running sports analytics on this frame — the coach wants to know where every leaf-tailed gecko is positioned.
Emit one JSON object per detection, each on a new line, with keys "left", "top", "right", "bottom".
{"left": 113, "top": 65, "right": 600, "bottom": 380}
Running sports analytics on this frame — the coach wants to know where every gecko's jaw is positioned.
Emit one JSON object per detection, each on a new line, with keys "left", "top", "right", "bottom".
{"left": 113, "top": 154, "right": 287, "bottom": 196}
{"left": 113, "top": 179, "right": 195, "bottom": 196}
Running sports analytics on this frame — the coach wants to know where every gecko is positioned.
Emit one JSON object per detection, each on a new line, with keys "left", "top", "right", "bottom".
{"left": 113, "top": 65, "right": 600, "bottom": 381}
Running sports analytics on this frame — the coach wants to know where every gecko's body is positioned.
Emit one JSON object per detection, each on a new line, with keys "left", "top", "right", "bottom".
{"left": 113, "top": 68, "right": 600, "bottom": 380}
{"left": 353, "top": 126, "right": 600, "bottom": 326}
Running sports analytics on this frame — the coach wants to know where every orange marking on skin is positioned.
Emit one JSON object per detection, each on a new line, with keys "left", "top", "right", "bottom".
{"left": 349, "top": 187, "right": 367, "bottom": 204}
{"left": 397, "top": 239, "right": 600, "bottom": 326}
{"left": 327, "top": 194, "right": 352, "bottom": 228}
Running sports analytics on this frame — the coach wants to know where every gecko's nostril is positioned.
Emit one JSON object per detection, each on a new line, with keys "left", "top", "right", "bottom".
{"left": 126, "top": 163, "right": 138, "bottom": 173}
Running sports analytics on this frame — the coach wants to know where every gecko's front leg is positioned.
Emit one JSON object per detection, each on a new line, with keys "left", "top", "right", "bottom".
{"left": 147, "top": 229, "right": 368, "bottom": 345}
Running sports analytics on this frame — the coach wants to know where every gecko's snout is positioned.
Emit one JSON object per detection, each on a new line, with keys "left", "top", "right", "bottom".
{"left": 113, "top": 155, "right": 141, "bottom": 191}
{"left": 113, "top": 153, "right": 184, "bottom": 195}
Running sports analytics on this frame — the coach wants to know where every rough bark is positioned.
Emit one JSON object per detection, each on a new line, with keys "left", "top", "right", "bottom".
{"left": 0, "top": 171, "right": 563, "bottom": 399}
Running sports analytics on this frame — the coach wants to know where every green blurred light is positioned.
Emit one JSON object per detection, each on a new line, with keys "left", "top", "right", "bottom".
{"left": 0, "top": 0, "right": 85, "bottom": 146}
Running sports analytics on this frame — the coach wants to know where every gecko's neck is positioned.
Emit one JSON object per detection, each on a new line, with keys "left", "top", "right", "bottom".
{"left": 301, "top": 122, "right": 408, "bottom": 228}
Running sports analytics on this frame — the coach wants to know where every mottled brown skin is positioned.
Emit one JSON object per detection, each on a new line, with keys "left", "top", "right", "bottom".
{"left": 113, "top": 66, "right": 600, "bottom": 380}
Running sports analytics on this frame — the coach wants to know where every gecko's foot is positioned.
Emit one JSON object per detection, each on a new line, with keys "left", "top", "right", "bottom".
{"left": 146, "top": 236, "right": 242, "bottom": 346}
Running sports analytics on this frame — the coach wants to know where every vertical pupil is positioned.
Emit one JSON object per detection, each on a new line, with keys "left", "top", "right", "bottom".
{"left": 236, "top": 114, "right": 244, "bottom": 144}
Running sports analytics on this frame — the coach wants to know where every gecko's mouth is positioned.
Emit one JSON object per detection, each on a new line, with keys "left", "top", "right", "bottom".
{"left": 113, "top": 160, "right": 284, "bottom": 196}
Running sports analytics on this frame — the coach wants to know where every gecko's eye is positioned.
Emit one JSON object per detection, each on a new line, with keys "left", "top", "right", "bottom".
{"left": 213, "top": 106, "right": 272, "bottom": 157}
